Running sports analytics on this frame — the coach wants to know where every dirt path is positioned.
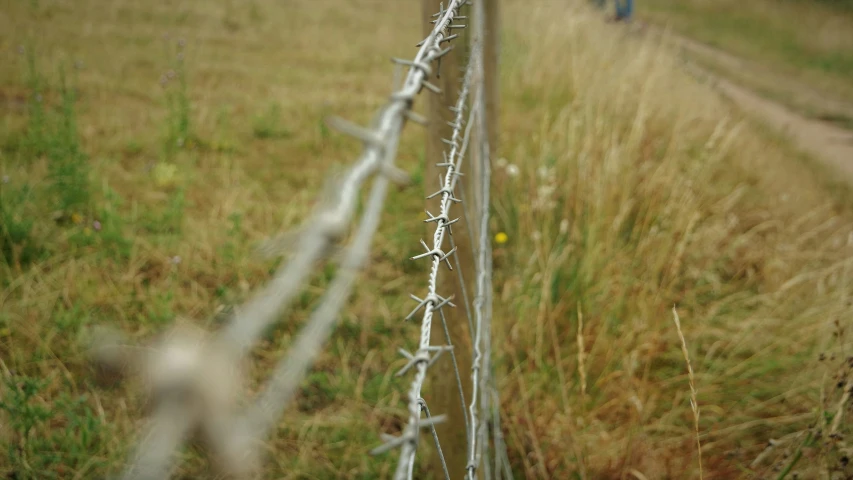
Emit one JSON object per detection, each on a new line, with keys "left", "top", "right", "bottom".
{"left": 642, "top": 26, "right": 853, "bottom": 184}
{"left": 687, "top": 58, "right": 853, "bottom": 182}
{"left": 672, "top": 34, "right": 853, "bottom": 125}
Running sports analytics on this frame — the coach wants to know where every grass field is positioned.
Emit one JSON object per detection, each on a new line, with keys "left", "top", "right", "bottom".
{"left": 3, "top": 0, "right": 853, "bottom": 478}
{"left": 641, "top": 0, "right": 853, "bottom": 124}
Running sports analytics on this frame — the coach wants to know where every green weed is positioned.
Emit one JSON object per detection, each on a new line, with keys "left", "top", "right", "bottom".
{"left": 0, "top": 375, "right": 112, "bottom": 479}
{"left": 47, "top": 67, "right": 89, "bottom": 213}
{"left": 0, "top": 179, "right": 43, "bottom": 270}
{"left": 161, "top": 37, "right": 193, "bottom": 160}
{"left": 21, "top": 48, "right": 90, "bottom": 214}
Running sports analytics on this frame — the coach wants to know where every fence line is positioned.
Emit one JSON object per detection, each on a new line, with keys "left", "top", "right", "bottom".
{"left": 87, "top": 0, "right": 510, "bottom": 478}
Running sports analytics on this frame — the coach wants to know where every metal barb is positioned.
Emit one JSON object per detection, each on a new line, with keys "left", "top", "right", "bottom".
{"left": 405, "top": 293, "right": 456, "bottom": 320}
{"left": 404, "top": 110, "right": 429, "bottom": 126}
{"left": 439, "top": 34, "right": 459, "bottom": 44}
{"left": 392, "top": 57, "right": 433, "bottom": 77}
{"left": 421, "top": 80, "right": 442, "bottom": 95}
{"left": 325, "top": 116, "right": 384, "bottom": 147}
{"left": 370, "top": 415, "right": 447, "bottom": 456}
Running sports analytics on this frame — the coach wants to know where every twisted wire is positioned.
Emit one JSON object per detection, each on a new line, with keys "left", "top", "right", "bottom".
{"left": 385, "top": 26, "right": 475, "bottom": 480}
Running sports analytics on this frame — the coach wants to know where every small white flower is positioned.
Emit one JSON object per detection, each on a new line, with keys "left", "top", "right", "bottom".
{"left": 496, "top": 157, "right": 508, "bottom": 168}
{"left": 532, "top": 230, "right": 542, "bottom": 241}
{"left": 560, "top": 219, "right": 569, "bottom": 234}
{"left": 171, "top": 255, "right": 182, "bottom": 265}
{"left": 506, "top": 164, "right": 520, "bottom": 177}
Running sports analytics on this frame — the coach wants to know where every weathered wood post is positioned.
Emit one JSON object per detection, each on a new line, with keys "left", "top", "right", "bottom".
{"left": 482, "top": 0, "right": 499, "bottom": 158}
{"left": 420, "top": 0, "right": 499, "bottom": 477}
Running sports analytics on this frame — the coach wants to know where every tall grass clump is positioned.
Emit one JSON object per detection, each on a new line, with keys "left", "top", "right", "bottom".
{"left": 492, "top": 3, "right": 853, "bottom": 478}
{"left": 23, "top": 49, "right": 90, "bottom": 214}
{"left": 160, "top": 37, "right": 193, "bottom": 160}
{"left": 0, "top": 176, "right": 40, "bottom": 270}
{"left": 1, "top": 47, "right": 91, "bottom": 272}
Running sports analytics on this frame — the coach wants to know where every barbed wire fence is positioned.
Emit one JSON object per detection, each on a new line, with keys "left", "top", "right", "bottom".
{"left": 87, "top": 0, "right": 512, "bottom": 478}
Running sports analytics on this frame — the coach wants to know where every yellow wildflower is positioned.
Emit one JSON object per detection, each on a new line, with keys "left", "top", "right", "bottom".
{"left": 494, "top": 232, "right": 508, "bottom": 244}
{"left": 71, "top": 212, "right": 83, "bottom": 224}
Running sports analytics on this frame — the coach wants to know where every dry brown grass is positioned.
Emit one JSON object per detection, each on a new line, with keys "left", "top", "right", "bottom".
{"left": 2, "top": 0, "right": 853, "bottom": 478}
{"left": 491, "top": 2, "right": 853, "bottom": 478}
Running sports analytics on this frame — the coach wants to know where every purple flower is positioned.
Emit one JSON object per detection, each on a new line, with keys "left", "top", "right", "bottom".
{"left": 93, "top": 220, "right": 102, "bottom": 231}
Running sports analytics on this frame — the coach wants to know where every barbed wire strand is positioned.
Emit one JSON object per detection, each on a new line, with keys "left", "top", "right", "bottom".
{"left": 444, "top": 71, "right": 487, "bottom": 478}
{"left": 381, "top": 7, "right": 473, "bottom": 477}
{"left": 115, "top": 1, "right": 472, "bottom": 477}
{"left": 405, "top": 91, "right": 479, "bottom": 479}
{"left": 118, "top": 106, "right": 398, "bottom": 480}
{"left": 402, "top": 79, "right": 472, "bottom": 476}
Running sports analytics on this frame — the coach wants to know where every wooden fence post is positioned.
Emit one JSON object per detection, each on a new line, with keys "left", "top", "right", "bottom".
{"left": 483, "top": 0, "right": 499, "bottom": 157}
{"left": 468, "top": 0, "right": 500, "bottom": 244}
